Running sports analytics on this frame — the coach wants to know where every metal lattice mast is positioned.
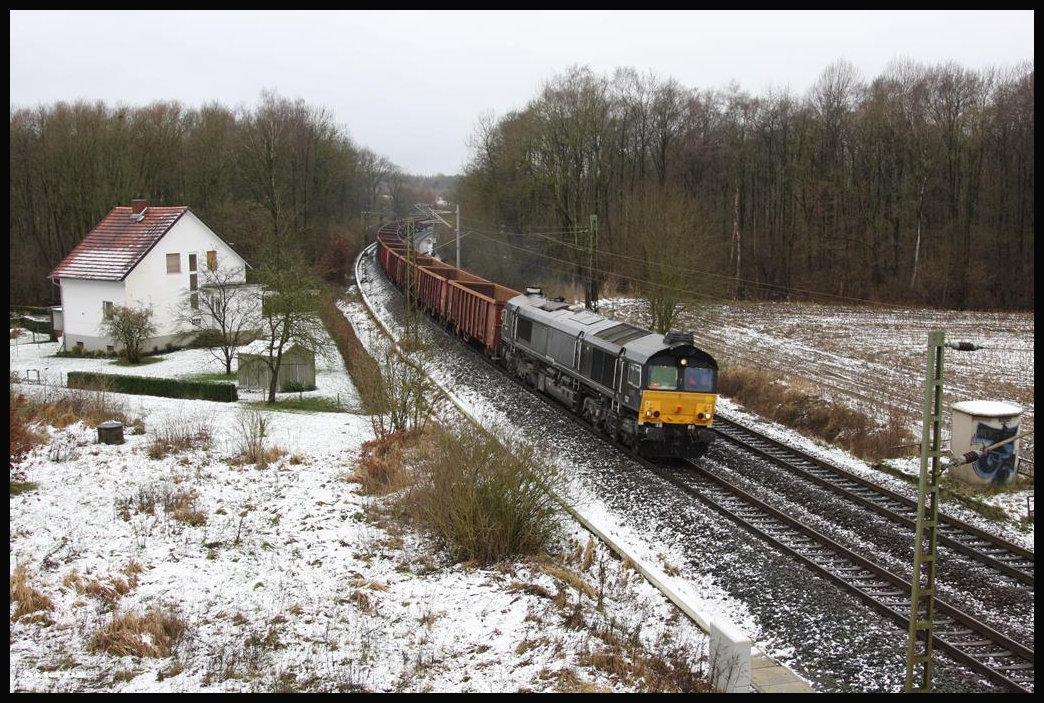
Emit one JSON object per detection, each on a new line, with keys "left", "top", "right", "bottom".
{"left": 905, "top": 330, "right": 946, "bottom": 692}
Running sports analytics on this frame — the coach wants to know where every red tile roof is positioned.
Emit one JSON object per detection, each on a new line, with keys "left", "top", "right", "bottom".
{"left": 48, "top": 205, "right": 189, "bottom": 281}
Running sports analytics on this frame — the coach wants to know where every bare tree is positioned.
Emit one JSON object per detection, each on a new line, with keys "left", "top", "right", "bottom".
{"left": 176, "top": 265, "right": 260, "bottom": 375}
{"left": 631, "top": 185, "right": 713, "bottom": 333}
{"left": 101, "top": 303, "right": 156, "bottom": 364}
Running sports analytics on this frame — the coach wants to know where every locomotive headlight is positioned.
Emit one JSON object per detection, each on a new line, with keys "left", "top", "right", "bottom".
{"left": 680, "top": 358, "right": 688, "bottom": 366}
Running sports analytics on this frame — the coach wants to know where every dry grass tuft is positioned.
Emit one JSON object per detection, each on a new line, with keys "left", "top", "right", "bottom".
{"left": 148, "top": 415, "right": 213, "bottom": 459}
{"left": 348, "top": 577, "right": 390, "bottom": 592}
{"left": 351, "top": 430, "right": 415, "bottom": 494}
{"left": 231, "top": 409, "right": 287, "bottom": 468}
{"left": 114, "top": 483, "right": 207, "bottom": 526}
{"left": 548, "top": 668, "right": 613, "bottom": 693}
{"left": 574, "top": 627, "right": 714, "bottom": 692}
{"left": 18, "top": 380, "right": 131, "bottom": 429}
{"left": 78, "top": 576, "right": 133, "bottom": 604}
{"left": 581, "top": 538, "right": 596, "bottom": 572}
{"left": 537, "top": 561, "right": 598, "bottom": 600}
{"left": 9, "top": 563, "right": 55, "bottom": 622}
{"left": 718, "top": 363, "right": 916, "bottom": 462}
{"left": 507, "top": 581, "right": 555, "bottom": 600}
{"left": 87, "top": 605, "right": 186, "bottom": 658}
{"left": 165, "top": 488, "right": 207, "bottom": 526}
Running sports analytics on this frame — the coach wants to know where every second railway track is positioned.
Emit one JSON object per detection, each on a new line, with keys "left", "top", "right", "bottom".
{"left": 712, "top": 415, "right": 1034, "bottom": 587}
{"left": 645, "top": 457, "right": 1034, "bottom": 693}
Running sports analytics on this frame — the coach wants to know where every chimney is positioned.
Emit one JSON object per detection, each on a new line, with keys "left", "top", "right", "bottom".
{"left": 130, "top": 199, "right": 148, "bottom": 218}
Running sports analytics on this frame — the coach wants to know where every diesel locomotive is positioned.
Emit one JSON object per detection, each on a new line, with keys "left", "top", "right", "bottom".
{"left": 375, "top": 220, "right": 718, "bottom": 459}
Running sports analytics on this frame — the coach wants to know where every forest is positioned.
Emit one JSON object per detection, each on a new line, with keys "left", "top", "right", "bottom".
{"left": 10, "top": 59, "right": 1034, "bottom": 311}
{"left": 9, "top": 91, "right": 439, "bottom": 306}
{"left": 458, "top": 60, "right": 1034, "bottom": 311}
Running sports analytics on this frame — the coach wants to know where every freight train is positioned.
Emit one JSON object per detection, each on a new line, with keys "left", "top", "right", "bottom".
{"left": 375, "top": 220, "right": 718, "bottom": 458}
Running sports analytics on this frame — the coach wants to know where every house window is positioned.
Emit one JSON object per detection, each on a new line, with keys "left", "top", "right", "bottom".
{"left": 189, "top": 254, "right": 197, "bottom": 272}
{"left": 207, "top": 250, "right": 218, "bottom": 271}
{"left": 166, "top": 253, "right": 181, "bottom": 273}
{"left": 190, "top": 293, "right": 199, "bottom": 310}
{"left": 190, "top": 272, "right": 199, "bottom": 309}
{"left": 103, "top": 301, "right": 114, "bottom": 320}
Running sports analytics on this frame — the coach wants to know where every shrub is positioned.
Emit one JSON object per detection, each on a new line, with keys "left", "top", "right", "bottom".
{"left": 404, "top": 425, "right": 563, "bottom": 563}
{"left": 67, "top": 371, "right": 238, "bottom": 402}
{"left": 101, "top": 303, "right": 156, "bottom": 364}
{"left": 315, "top": 235, "right": 357, "bottom": 283}
{"left": 369, "top": 345, "right": 439, "bottom": 440}
{"left": 352, "top": 430, "right": 414, "bottom": 494}
{"left": 281, "top": 380, "right": 316, "bottom": 393}
{"left": 233, "top": 409, "right": 285, "bottom": 467}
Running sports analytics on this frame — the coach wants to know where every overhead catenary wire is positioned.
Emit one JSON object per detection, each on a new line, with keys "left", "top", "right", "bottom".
{"left": 457, "top": 217, "right": 918, "bottom": 309}
{"left": 459, "top": 227, "right": 879, "bottom": 309}
{"left": 461, "top": 229, "right": 736, "bottom": 306}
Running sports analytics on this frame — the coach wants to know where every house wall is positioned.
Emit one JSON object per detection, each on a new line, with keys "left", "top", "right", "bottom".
{"left": 123, "top": 211, "right": 249, "bottom": 345}
{"left": 58, "top": 279, "right": 125, "bottom": 351}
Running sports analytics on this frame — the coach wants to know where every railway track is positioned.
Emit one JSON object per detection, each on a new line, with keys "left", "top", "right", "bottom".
{"left": 712, "top": 415, "right": 1035, "bottom": 587}
{"left": 358, "top": 242, "right": 1035, "bottom": 692}
{"left": 638, "top": 457, "right": 1034, "bottom": 693}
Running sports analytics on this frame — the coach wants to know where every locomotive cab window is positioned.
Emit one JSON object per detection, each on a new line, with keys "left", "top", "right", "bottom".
{"left": 684, "top": 366, "right": 716, "bottom": 392}
{"left": 627, "top": 364, "right": 641, "bottom": 388}
{"left": 647, "top": 365, "right": 679, "bottom": 390}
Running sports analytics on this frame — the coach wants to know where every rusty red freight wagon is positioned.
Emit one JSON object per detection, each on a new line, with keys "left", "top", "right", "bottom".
{"left": 376, "top": 224, "right": 518, "bottom": 357}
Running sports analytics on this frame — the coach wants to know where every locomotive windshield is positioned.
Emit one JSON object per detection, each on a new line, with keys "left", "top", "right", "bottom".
{"left": 647, "top": 363, "right": 716, "bottom": 392}
{"left": 684, "top": 367, "right": 715, "bottom": 392}
{"left": 647, "top": 365, "right": 679, "bottom": 389}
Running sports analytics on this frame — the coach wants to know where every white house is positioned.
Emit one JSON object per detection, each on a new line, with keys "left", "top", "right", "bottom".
{"left": 48, "top": 199, "right": 255, "bottom": 353}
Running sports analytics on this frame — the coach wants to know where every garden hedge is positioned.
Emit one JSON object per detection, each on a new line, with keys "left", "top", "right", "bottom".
{"left": 67, "top": 371, "right": 238, "bottom": 402}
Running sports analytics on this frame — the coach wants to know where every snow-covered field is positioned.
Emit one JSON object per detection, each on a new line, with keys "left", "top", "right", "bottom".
{"left": 9, "top": 319, "right": 721, "bottom": 693}
{"left": 10, "top": 292, "right": 1034, "bottom": 692}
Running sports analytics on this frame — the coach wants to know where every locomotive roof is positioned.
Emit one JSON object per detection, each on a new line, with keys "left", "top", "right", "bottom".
{"left": 507, "top": 292, "right": 713, "bottom": 365}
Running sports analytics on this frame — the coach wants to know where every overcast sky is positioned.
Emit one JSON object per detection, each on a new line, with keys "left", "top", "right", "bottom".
{"left": 9, "top": 10, "right": 1034, "bottom": 176}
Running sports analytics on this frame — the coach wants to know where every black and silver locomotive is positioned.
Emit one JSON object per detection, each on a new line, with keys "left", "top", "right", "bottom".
{"left": 501, "top": 287, "right": 718, "bottom": 459}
